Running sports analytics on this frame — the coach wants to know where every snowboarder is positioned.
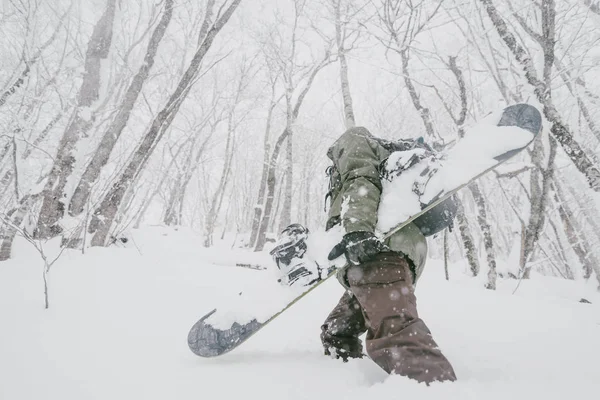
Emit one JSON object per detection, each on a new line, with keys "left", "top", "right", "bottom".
{"left": 321, "top": 126, "right": 457, "bottom": 384}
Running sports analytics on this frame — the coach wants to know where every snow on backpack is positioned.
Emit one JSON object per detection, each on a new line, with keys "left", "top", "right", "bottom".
{"left": 377, "top": 136, "right": 457, "bottom": 237}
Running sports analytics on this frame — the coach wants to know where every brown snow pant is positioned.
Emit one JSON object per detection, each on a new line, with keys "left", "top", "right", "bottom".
{"left": 321, "top": 252, "right": 456, "bottom": 384}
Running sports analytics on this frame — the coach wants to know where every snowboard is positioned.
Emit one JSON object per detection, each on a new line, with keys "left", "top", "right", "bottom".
{"left": 188, "top": 103, "right": 542, "bottom": 358}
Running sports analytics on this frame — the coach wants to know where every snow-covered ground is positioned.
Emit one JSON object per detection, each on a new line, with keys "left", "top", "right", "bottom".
{"left": 1, "top": 227, "right": 599, "bottom": 399}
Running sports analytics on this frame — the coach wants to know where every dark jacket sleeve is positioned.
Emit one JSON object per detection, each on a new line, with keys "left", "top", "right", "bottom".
{"left": 327, "top": 127, "right": 382, "bottom": 234}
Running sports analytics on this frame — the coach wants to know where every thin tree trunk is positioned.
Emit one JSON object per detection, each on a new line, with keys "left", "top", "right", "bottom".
{"left": 455, "top": 196, "right": 480, "bottom": 276}
{"left": 539, "top": 232, "right": 570, "bottom": 279}
{"left": 0, "top": 194, "right": 39, "bottom": 261}
{"left": 270, "top": 171, "right": 286, "bottom": 233}
{"left": 431, "top": 55, "right": 479, "bottom": 276}
{"left": 249, "top": 85, "right": 279, "bottom": 247}
{"left": 552, "top": 177, "right": 600, "bottom": 287}
{"left": 334, "top": 0, "right": 355, "bottom": 129}
{"left": 520, "top": 137, "right": 544, "bottom": 277}
{"left": 254, "top": 53, "right": 332, "bottom": 251}
{"left": 469, "top": 183, "right": 497, "bottom": 290}
{"left": 204, "top": 68, "right": 247, "bottom": 246}
{"left": 175, "top": 125, "right": 218, "bottom": 224}
{"left": 303, "top": 157, "right": 311, "bottom": 226}
{"left": 521, "top": 136, "right": 556, "bottom": 278}
{"left": 546, "top": 208, "right": 575, "bottom": 279}
{"left": 553, "top": 57, "right": 600, "bottom": 145}
{"left": 277, "top": 136, "right": 293, "bottom": 233}
{"left": 399, "top": 48, "right": 436, "bottom": 139}
{"left": 255, "top": 129, "right": 291, "bottom": 251}
{"left": 204, "top": 112, "right": 236, "bottom": 246}
{"left": 88, "top": 0, "right": 243, "bottom": 246}
{"left": 444, "top": 228, "right": 450, "bottom": 281}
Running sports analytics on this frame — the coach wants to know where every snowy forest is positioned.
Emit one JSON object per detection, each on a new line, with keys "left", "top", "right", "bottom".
{"left": 2, "top": 0, "right": 600, "bottom": 398}
{"left": 2, "top": 0, "right": 600, "bottom": 289}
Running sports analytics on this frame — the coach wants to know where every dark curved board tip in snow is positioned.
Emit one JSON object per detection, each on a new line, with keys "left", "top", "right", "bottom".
{"left": 494, "top": 103, "right": 542, "bottom": 161}
{"left": 187, "top": 308, "right": 264, "bottom": 357}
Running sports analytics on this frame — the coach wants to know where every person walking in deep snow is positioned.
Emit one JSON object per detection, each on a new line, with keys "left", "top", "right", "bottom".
{"left": 320, "top": 126, "right": 457, "bottom": 384}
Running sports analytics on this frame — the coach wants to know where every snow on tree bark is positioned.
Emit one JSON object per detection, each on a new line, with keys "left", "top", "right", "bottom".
{"left": 88, "top": 0, "right": 243, "bottom": 247}
{"left": 469, "top": 182, "right": 497, "bottom": 290}
{"left": 68, "top": 0, "right": 174, "bottom": 219}
{"left": 455, "top": 196, "right": 480, "bottom": 276}
{"left": 254, "top": 53, "right": 332, "bottom": 251}
{"left": 204, "top": 77, "right": 243, "bottom": 246}
{"left": 249, "top": 82, "right": 279, "bottom": 248}
{"left": 0, "top": 194, "right": 39, "bottom": 261}
{"left": 334, "top": 0, "right": 355, "bottom": 129}
{"left": 479, "top": 0, "right": 600, "bottom": 191}
{"left": 521, "top": 136, "right": 555, "bottom": 279}
{"left": 277, "top": 137, "right": 293, "bottom": 233}
{"left": 35, "top": 0, "right": 117, "bottom": 239}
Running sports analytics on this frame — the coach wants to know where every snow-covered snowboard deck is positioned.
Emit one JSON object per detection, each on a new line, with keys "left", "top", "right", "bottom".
{"left": 188, "top": 103, "right": 542, "bottom": 358}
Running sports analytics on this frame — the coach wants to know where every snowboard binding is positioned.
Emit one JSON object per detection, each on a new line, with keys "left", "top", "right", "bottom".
{"left": 270, "top": 224, "right": 321, "bottom": 287}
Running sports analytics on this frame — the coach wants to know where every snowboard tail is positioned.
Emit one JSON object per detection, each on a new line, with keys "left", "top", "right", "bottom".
{"left": 188, "top": 309, "right": 264, "bottom": 357}
{"left": 188, "top": 103, "right": 542, "bottom": 358}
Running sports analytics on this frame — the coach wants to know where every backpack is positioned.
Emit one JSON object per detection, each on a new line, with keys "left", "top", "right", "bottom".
{"left": 378, "top": 137, "right": 457, "bottom": 237}
{"left": 412, "top": 194, "right": 457, "bottom": 237}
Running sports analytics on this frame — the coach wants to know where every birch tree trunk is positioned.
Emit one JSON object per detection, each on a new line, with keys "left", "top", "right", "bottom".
{"left": 551, "top": 182, "right": 596, "bottom": 280}
{"left": 248, "top": 83, "right": 279, "bottom": 247}
{"left": 254, "top": 54, "right": 332, "bottom": 251}
{"left": 443, "top": 228, "right": 450, "bottom": 281}
{"left": 399, "top": 48, "right": 436, "bottom": 139}
{"left": 468, "top": 183, "right": 498, "bottom": 290}
{"left": 455, "top": 196, "right": 480, "bottom": 276}
{"left": 522, "top": 136, "right": 557, "bottom": 278}
{"left": 35, "top": 0, "right": 117, "bottom": 239}
{"left": 443, "top": 56, "right": 480, "bottom": 276}
{"left": 333, "top": 0, "right": 355, "bottom": 129}
{"left": 68, "top": 0, "right": 174, "bottom": 218}
{"left": 204, "top": 104, "right": 239, "bottom": 246}
{"left": 277, "top": 136, "right": 293, "bottom": 233}
{"left": 0, "top": 194, "right": 39, "bottom": 261}
{"left": 88, "top": 0, "right": 243, "bottom": 246}
{"left": 553, "top": 174, "right": 600, "bottom": 288}
{"left": 255, "top": 128, "right": 290, "bottom": 251}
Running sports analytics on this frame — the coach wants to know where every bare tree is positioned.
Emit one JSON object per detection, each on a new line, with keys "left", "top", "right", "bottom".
{"left": 68, "top": 0, "right": 175, "bottom": 220}
{"left": 372, "top": 0, "right": 444, "bottom": 140}
{"left": 253, "top": 1, "right": 334, "bottom": 250}
{"left": 479, "top": 0, "right": 600, "bottom": 191}
{"left": 0, "top": 5, "right": 70, "bottom": 108}
{"left": 468, "top": 183, "right": 498, "bottom": 289}
{"left": 329, "top": 0, "right": 363, "bottom": 128}
{"left": 253, "top": 52, "right": 333, "bottom": 250}
{"left": 35, "top": 0, "right": 118, "bottom": 239}
{"left": 88, "top": 0, "right": 243, "bottom": 246}
{"left": 374, "top": 1, "right": 486, "bottom": 278}
{"left": 248, "top": 75, "right": 282, "bottom": 247}
{"left": 204, "top": 63, "right": 254, "bottom": 246}
{"left": 521, "top": 136, "right": 556, "bottom": 279}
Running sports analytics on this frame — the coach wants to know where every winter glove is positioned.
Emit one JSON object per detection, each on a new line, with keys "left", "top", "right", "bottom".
{"left": 327, "top": 231, "right": 386, "bottom": 266}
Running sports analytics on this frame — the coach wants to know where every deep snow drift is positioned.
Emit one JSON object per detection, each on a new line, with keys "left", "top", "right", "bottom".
{"left": 1, "top": 227, "right": 599, "bottom": 400}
